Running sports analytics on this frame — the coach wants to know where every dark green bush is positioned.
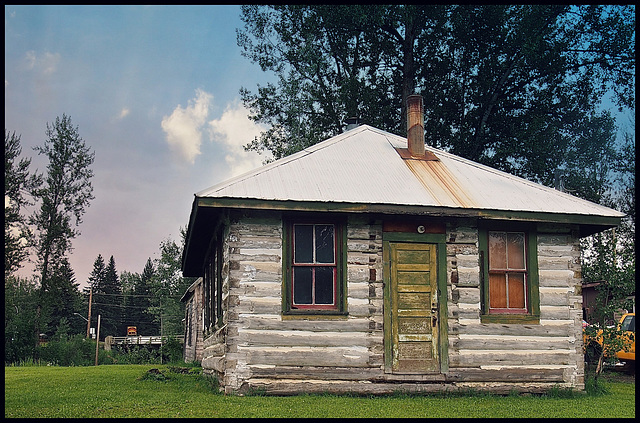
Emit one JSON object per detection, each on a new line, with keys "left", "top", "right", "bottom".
{"left": 109, "top": 344, "right": 160, "bottom": 364}
{"left": 159, "top": 336, "right": 183, "bottom": 364}
{"left": 36, "top": 334, "right": 101, "bottom": 366}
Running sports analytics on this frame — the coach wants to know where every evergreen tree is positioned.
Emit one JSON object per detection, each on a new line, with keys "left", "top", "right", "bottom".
{"left": 86, "top": 254, "right": 106, "bottom": 338}
{"left": 95, "top": 255, "right": 123, "bottom": 337}
{"left": 121, "top": 258, "right": 158, "bottom": 335}
{"left": 137, "top": 258, "right": 158, "bottom": 335}
{"left": 44, "top": 258, "right": 82, "bottom": 335}
{"left": 119, "top": 270, "right": 139, "bottom": 334}
{"left": 87, "top": 254, "right": 106, "bottom": 293}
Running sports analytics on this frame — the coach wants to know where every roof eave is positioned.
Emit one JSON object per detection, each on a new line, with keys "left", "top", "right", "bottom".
{"left": 195, "top": 196, "right": 622, "bottom": 230}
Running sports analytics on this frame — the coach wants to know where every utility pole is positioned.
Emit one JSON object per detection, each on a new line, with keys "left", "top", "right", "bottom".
{"left": 160, "top": 297, "right": 163, "bottom": 365}
{"left": 94, "top": 314, "right": 101, "bottom": 366}
{"left": 86, "top": 287, "right": 93, "bottom": 339}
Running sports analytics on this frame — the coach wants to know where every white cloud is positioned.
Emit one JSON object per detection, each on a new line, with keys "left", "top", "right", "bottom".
{"left": 118, "top": 108, "right": 130, "bottom": 119}
{"left": 161, "top": 91, "right": 269, "bottom": 171}
{"left": 161, "top": 89, "right": 212, "bottom": 164}
{"left": 24, "top": 50, "right": 61, "bottom": 75}
{"left": 208, "top": 101, "right": 270, "bottom": 177}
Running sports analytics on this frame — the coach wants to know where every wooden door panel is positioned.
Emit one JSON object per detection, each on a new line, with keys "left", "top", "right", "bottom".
{"left": 397, "top": 271, "right": 432, "bottom": 285}
{"left": 390, "top": 242, "right": 439, "bottom": 373}
{"left": 398, "top": 317, "right": 432, "bottom": 333}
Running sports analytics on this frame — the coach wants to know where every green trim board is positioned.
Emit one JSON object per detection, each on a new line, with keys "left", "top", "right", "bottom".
{"left": 281, "top": 215, "right": 348, "bottom": 316}
{"left": 184, "top": 195, "right": 620, "bottom": 275}
{"left": 195, "top": 197, "right": 621, "bottom": 228}
{"left": 478, "top": 220, "right": 540, "bottom": 325}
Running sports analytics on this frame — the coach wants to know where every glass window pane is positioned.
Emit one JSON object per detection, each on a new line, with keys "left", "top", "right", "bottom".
{"left": 507, "top": 232, "right": 525, "bottom": 270}
{"left": 489, "top": 273, "right": 507, "bottom": 308}
{"left": 294, "top": 225, "right": 313, "bottom": 263}
{"left": 315, "top": 225, "right": 335, "bottom": 263}
{"left": 315, "top": 267, "right": 335, "bottom": 304}
{"left": 293, "top": 267, "right": 313, "bottom": 304}
{"left": 489, "top": 231, "right": 507, "bottom": 269}
{"left": 507, "top": 273, "right": 526, "bottom": 308}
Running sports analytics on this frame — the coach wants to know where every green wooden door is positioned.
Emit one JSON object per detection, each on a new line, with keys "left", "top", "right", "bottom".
{"left": 389, "top": 242, "right": 439, "bottom": 373}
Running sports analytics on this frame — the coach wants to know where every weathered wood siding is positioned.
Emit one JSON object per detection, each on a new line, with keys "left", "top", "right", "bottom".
{"left": 200, "top": 227, "right": 231, "bottom": 383}
{"left": 447, "top": 221, "right": 584, "bottom": 390}
{"left": 199, "top": 212, "right": 584, "bottom": 394}
{"left": 183, "top": 279, "right": 204, "bottom": 363}
{"left": 217, "top": 213, "right": 386, "bottom": 394}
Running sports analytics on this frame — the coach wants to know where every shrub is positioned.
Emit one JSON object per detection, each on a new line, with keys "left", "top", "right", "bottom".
{"left": 159, "top": 336, "right": 183, "bottom": 364}
{"left": 36, "top": 335, "right": 98, "bottom": 366}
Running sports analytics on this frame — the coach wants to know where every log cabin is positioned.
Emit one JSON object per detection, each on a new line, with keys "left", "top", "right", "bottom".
{"left": 181, "top": 95, "right": 623, "bottom": 395}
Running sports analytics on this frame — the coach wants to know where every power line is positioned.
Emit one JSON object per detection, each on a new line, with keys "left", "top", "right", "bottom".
{"left": 85, "top": 292, "right": 183, "bottom": 298}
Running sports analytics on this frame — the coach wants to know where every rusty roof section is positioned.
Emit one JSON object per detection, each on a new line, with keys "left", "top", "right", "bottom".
{"left": 404, "top": 158, "right": 475, "bottom": 208}
{"left": 195, "top": 125, "right": 624, "bottom": 220}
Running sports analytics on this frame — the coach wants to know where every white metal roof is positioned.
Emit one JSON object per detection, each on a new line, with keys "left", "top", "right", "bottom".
{"left": 196, "top": 125, "right": 623, "bottom": 219}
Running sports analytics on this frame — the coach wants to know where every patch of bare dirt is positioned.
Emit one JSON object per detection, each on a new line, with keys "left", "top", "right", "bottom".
{"left": 600, "top": 365, "right": 635, "bottom": 384}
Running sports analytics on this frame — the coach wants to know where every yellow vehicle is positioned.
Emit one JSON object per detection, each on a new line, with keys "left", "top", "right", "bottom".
{"left": 584, "top": 312, "right": 635, "bottom": 371}
{"left": 127, "top": 326, "right": 138, "bottom": 336}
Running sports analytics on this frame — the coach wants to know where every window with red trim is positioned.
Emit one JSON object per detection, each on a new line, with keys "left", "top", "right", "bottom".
{"left": 284, "top": 218, "right": 345, "bottom": 314}
{"left": 292, "top": 224, "right": 337, "bottom": 309}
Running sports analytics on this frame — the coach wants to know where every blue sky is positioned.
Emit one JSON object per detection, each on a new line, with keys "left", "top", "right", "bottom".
{"left": 4, "top": 5, "right": 634, "bottom": 289}
{"left": 5, "top": 5, "right": 273, "bottom": 287}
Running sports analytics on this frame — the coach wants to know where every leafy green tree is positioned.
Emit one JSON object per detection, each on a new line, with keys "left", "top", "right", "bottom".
{"left": 582, "top": 229, "right": 635, "bottom": 382}
{"left": 611, "top": 124, "right": 635, "bottom": 236}
{"left": 237, "top": 5, "right": 634, "bottom": 191}
{"left": 4, "top": 275, "right": 39, "bottom": 364}
{"left": 581, "top": 122, "right": 635, "bottom": 384}
{"left": 30, "top": 114, "right": 95, "bottom": 293}
{"left": 150, "top": 236, "right": 196, "bottom": 337}
{"left": 29, "top": 114, "right": 94, "bottom": 343}
{"left": 5, "top": 130, "right": 41, "bottom": 277}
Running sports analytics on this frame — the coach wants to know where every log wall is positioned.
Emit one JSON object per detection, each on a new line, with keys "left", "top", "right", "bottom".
{"left": 199, "top": 212, "right": 584, "bottom": 394}
{"left": 183, "top": 279, "right": 204, "bottom": 363}
{"left": 447, "top": 221, "right": 584, "bottom": 391}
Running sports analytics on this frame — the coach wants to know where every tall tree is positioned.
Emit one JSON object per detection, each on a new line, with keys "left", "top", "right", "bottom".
{"left": 121, "top": 258, "right": 158, "bottom": 335}
{"left": 45, "top": 257, "right": 83, "bottom": 334}
{"left": 5, "top": 130, "right": 41, "bottom": 277}
{"left": 137, "top": 258, "right": 158, "bottom": 335}
{"left": 85, "top": 254, "right": 105, "bottom": 337}
{"left": 93, "top": 255, "right": 123, "bottom": 337}
{"left": 237, "top": 5, "right": 634, "bottom": 194}
{"left": 150, "top": 236, "right": 196, "bottom": 337}
{"left": 87, "top": 254, "right": 106, "bottom": 293}
{"left": 29, "top": 114, "right": 94, "bottom": 342}
{"left": 4, "top": 275, "right": 40, "bottom": 364}
{"left": 580, "top": 120, "right": 635, "bottom": 383}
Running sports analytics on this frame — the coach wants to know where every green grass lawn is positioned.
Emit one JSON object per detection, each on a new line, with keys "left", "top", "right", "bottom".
{"left": 4, "top": 364, "right": 635, "bottom": 418}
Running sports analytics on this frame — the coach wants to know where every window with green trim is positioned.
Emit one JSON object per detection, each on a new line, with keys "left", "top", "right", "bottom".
{"left": 479, "top": 223, "right": 539, "bottom": 323}
{"left": 283, "top": 218, "right": 346, "bottom": 314}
